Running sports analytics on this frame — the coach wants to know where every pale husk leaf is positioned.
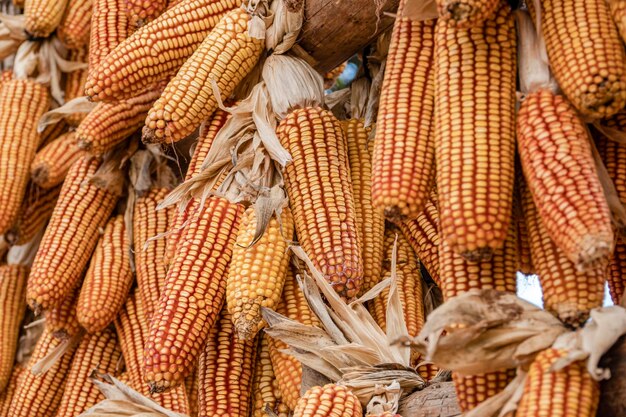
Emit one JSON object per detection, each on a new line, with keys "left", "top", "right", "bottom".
{"left": 340, "top": 367, "right": 423, "bottom": 408}
{"left": 0, "top": 13, "right": 25, "bottom": 61}
{"left": 38, "top": 96, "right": 96, "bottom": 132}
{"left": 7, "top": 227, "right": 43, "bottom": 266}
{"left": 401, "top": 0, "right": 438, "bottom": 21}
{"left": 350, "top": 77, "right": 370, "bottom": 120}
{"left": 31, "top": 330, "right": 84, "bottom": 375}
{"left": 264, "top": 0, "right": 303, "bottom": 54}
{"left": 515, "top": 9, "right": 555, "bottom": 95}
{"left": 16, "top": 317, "right": 45, "bottom": 365}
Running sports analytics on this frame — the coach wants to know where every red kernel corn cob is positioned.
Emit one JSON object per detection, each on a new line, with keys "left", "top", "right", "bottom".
{"left": 608, "top": 240, "right": 626, "bottom": 304}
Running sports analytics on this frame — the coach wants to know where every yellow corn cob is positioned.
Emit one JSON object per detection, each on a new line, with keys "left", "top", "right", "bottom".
{"left": 185, "top": 366, "right": 199, "bottom": 417}
{"left": 278, "top": 107, "right": 363, "bottom": 299}
{"left": 453, "top": 369, "right": 517, "bottom": 412}
{"left": 134, "top": 187, "right": 175, "bottom": 322}
{"left": 416, "top": 363, "right": 440, "bottom": 382}
{"left": 39, "top": 120, "right": 70, "bottom": 150}
{"left": 608, "top": 240, "right": 626, "bottom": 304}
{"left": 528, "top": 0, "right": 626, "bottom": 118}
{"left": 0, "top": 79, "right": 50, "bottom": 235}
{"left": 227, "top": 207, "right": 294, "bottom": 340}
{"left": 516, "top": 348, "right": 599, "bottom": 417}
{"left": 342, "top": 119, "right": 384, "bottom": 295}
{"left": 27, "top": 156, "right": 120, "bottom": 311}
{"left": 0, "top": 265, "right": 29, "bottom": 391}
{"left": 58, "top": 0, "right": 93, "bottom": 49}
{"left": 24, "top": 0, "right": 69, "bottom": 38}
{"left": 77, "top": 215, "right": 133, "bottom": 333}
{"left": 521, "top": 183, "right": 605, "bottom": 328}
{"left": 142, "top": 8, "right": 264, "bottom": 144}
{"left": 435, "top": 1, "right": 516, "bottom": 260}
{"left": 88, "top": 0, "right": 131, "bottom": 75}
{"left": 45, "top": 286, "right": 82, "bottom": 340}
{"left": 31, "top": 132, "right": 85, "bottom": 189}
{"left": 0, "top": 366, "right": 24, "bottom": 415}
{"left": 383, "top": 224, "right": 418, "bottom": 270}
{"left": 269, "top": 269, "right": 321, "bottom": 410}
{"left": 251, "top": 335, "right": 290, "bottom": 417}
{"left": 436, "top": 0, "right": 500, "bottom": 28}
{"left": 126, "top": 0, "right": 168, "bottom": 28}
{"left": 293, "top": 384, "right": 362, "bottom": 417}
{"left": 85, "top": 0, "right": 239, "bottom": 101}
{"left": 609, "top": 0, "right": 626, "bottom": 44}
{"left": 595, "top": 111, "right": 626, "bottom": 206}
{"left": 519, "top": 90, "right": 613, "bottom": 270}
{"left": 198, "top": 307, "right": 257, "bottom": 417}
{"left": 63, "top": 48, "right": 90, "bottom": 127}
{"left": 76, "top": 89, "right": 162, "bottom": 155}
{"left": 372, "top": 0, "right": 436, "bottom": 223}
{"left": 54, "top": 327, "right": 122, "bottom": 417}
{"left": 5, "top": 183, "right": 62, "bottom": 246}
{"left": 144, "top": 196, "right": 244, "bottom": 392}
{"left": 7, "top": 328, "right": 78, "bottom": 417}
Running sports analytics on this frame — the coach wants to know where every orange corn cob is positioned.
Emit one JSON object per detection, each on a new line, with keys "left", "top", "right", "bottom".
{"left": 5, "top": 183, "right": 62, "bottom": 246}
{"left": 518, "top": 89, "right": 613, "bottom": 271}
{"left": 58, "top": 0, "right": 93, "bottom": 49}
{"left": 521, "top": 184, "right": 606, "bottom": 328}
{"left": 39, "top": 120, "right": 70, "bottom": 150}
{"left": 436, "top": 0, "right": 500, "bottom": 28}
{"left": 142, "top": 8, "right": 263, "bottom": 144}
{"left": 528, "top": 0, "right": 626, "bottom": 118}
{"left": 0, "top": 366, "right": 25, "bottom": 415}
{"left": 45, "top": 286, "right": 82, "bottom": 340}
{"left": 435, "top": 1, "right": 516, "bottom": 260}
{"left": 27, "top": 156, "right": 120, "bottom": 311}
{"left": 227, "top": 207, "right": 294, "bottom": 340}
{"left": 88, "top": 0, "right": 131, "bottom": 75}
{"left": 0, "top": 79, "right": 50, "bottom": 235}
{"left": 85, "top": 0, "right": 239, "bottom": 101}
{"left": 372, "top": 0, "right": 436, "bottom": 223}
{"left": 454, "top": 369, "right": 517, "bottom": 412}
{"left": 516, "top": 348, "right": 599, "bottom": 417}
{"left": 63, "top": 48, "right": 90, "bottom": 127}
{"left": 595, "top": 111, "right": 626, "bottom": 206}
{"left": 278, "top": 107, "right": 363, "bottom": 299}
{"left": 0, "top": 265, "right": 29, "bottom": 391}
{"left": 293, "top": 384, "right": 362, "bottom": 417}
{"left": 608, "top": 240, "right": 626, "bottom": 304}
{"left": 185, "top": 367, "right": 199, "bottom": 417}
{"left": 54, "top": 327, "right": 122, "bottom": 417}
{"left": 609, "top": 0, "right": 626, "bottom": 44}
{"left": 251, "top": 335, "right": 290, "bottom": 417}
{"left": 126, "top": 0, "right": 168, "bottom": 28}
{"left": 198, "top": 307, "right": 257, "bottom": 417}
{"left": 76, "top": 89, "right": 162, "bottom": 155}
{"left": 144, "top": 196, "right": 244, "bottom": 392}
{"left": 24, "top": 0, "right": 69, "bottom": 38}
{"left": 342, "top": 119, "right": 384, "bottom": 295}
{"left": 77, "top": 215, "right": 133, "bottom": 333}
{"left": 516, "top": 203, "right": 534, "bottom": 275}
{"left": 382, "top": 224, "right": 418, "bottom": 270}
{"left": 31, "top": 132, "right": 85, "bottom": 189}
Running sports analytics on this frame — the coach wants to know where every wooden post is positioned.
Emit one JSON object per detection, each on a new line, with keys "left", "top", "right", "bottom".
{"left": 399, "top": 382, "right": 462, "bottom": 417}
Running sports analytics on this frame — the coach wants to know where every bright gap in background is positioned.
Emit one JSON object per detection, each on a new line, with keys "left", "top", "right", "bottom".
{"left": 516, "top": 272, "right": 613, "bottom": 308}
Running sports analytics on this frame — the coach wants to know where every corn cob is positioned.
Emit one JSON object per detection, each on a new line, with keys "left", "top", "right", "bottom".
{"left": 24, "top": 0, "right": 69, "bottom": 38}
{"left": 54, "top": 327, "right": 122, "bottom": 417}
{"left": 45, "top": 286, "right": 82, "bottom": 340}
{"left": 516, "top": 348, "right": 599, "bottom": 417}
{"left": 521, "top": 183, "right": 606, "bottom": 328}
{"left": 63, "top": 48, "right": 90, "bottom": 127}
{"left": 269, "top": 269, "right": 321, "bottom": 410}
{"left": 528, "top": 0, "right": 626, "bottom": 118}
{"left": 0, "top": 265, "right": 29, "bottom": 391}
{"left": 7, "top": 328, "right": 78, "bottom": 417}
{"left": 85, "top": 0, "right": 239, "bottom": 101}
{"left": 5, "top": 183, "right": 62, "bottom": 246}
{"left": 595, "top": 111, "right": 626, "bottom": 206}
{"left": 185, "top": 366, "right": 199, "bottom": 417}
{"left": 372, "top": 0, "right": 436, "bottom": 223}
{"left": 609, "top": 0, "right": 626, "bottom": 44}
{"left": 58, "top": 0, "right": 93, "bottom": 49}
{"left": 516, "top": 204, "right": 534, "bottom": 275}
{"left": 342, "top": 119, "right": 384, "bottom": 295}
{"left": 518, "top": 89, "right": 613, "bottom": 270}
{"left": 88, "top": 0, "right": 131, "bottom": 75}
{"left": 435, "top": 1, "right": 516, "bottom": 260}
{"left": 0, "top": 366, "right": 24, "bottom": 415}
{"left": 278, "top": 107, "right": 363, "bottom": 299}
{"left": 0, "top": 79, "right": 50, "bottom": 235}
{"left": 77, "top": 215, "right": 133, "bottom": 333}
{"left": 453, "top": 369, "right": 517, "bottom": 412}
{"left": 76, "top": 89, "right": 162, "bottom": 155}
{"left": 198, "top": 307, "right": 257, "bottom": 417}
{"left": 608, "top": 240, "right": 626, "bottom": 304}
{"left": 436, "top": 0, "right": 500, "bottom": 28}
{"left": 30, "top": 132, "right": 84, "bottom": 189}
{"left": 251, "top": 335, "right": 290, "bottom": 417}
{"left": 144, "top": 196, "right": 244, "bottom": 392}
{"left": 416, "top": 363, "right": 440, "bottom": 382}
{"left": 39, "top": 120, "right": 70, "bottom": 150}
{"left": 293, "top": 384, "right": 362, "bottom": 417}
{"left": 27, "top": 156, "right": 120, "bottom": 311}
{"left": 227, "top": 207, "right": 294, "bottom": 340}
{"left": 142, "top": 8, "right": 264, "bottom": 144}
{"left": 382, "top": 224, "right": 418, "bottom": 270}
{"left": 126, "top": 0, "right": 168, "bottom": 28}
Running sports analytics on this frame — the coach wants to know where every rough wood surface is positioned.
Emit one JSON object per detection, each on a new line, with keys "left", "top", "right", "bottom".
{"left": 399, "top": 382, "right": 461, "bottom": 417}
{"left": 298, "top": 0, "right": 400, "bottom": 72}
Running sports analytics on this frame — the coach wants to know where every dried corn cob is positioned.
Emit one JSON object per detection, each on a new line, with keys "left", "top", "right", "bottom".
{"left": 251, "top": 335, "right": 289, "bottom": 417}
{"left": 0, "top": 79, "right": 50, "bottom": 235}
{"left": 185, "top": 366, "right": 199, "bottom": 417}
{"left": 54, "top": 327, "right": 122, "bottom": 417}
{"left": 382, "top": 225, "right": 418, "bottom": 270}
{"left": 126, "top": 0, "right": 168, "bottom": 28}
{"left": 595, "top": 111, "right": 626, "bottom": 206}
{"left": 31, "top": 132, "right": 84, "bottom": 189}
{"left": 24, "top": 0, "right": 69, "bottom": 38}
{"left": 453, "top": 369, "right": 516, "bottom": 411}
{"left": 609, "top": 240, "right": 626, "bottom": 304}
{"left": 76, "top": 89, "right": 161, "bottom": 155}
{"left": 609, "top": 0, "right": 626, "bottom": 44}
{"left": 85, "top": 0, "right": 239, "bottom": 101}
{"left": 516, "top": 205, "right": 534, "bottom": 275}
{"left": 63, "top": 48, "right": 90, "bottom": 127}
{"left": 142, "top": 8, "right": 264, "bottom": 144}
{"left": 144, "top": 196, "right": 244, "bottom": 392}
{"left": 27, "top": 156, "right": 120, "bottom": 311}
{"left": 58, "top": 0, "right": 93, "bottom": 49}
{"left": 227, "top": 207, "right": 294, "bottom": 340}
{"left": 88, "top": 0, "right": 131, "bottom": 74}
{"left": 198, "top": 307, "right": 257, "bottom": 417}
{"left": 39, "top": 120, "right": 70, "bottom": 150}
{"left": 521, "top": 184, "right": 605, "bottom": 328}
{"left": 518, "top": 89, "right": 613, "bottom": 270}
{"left": 77, "top": 215, "right": 133, "bottom": 333}
{"left": 372, "top": 0, "right": 436, "bottom": 223}
{"left": 0, "top": 265, "right": 29, "bottom": 391}
{"left": 528, "top": 0, "right": 626, "bottom": 118}
{"left": 293, "top": 384, "right": 362, "bottom": 417}
{"left": 5, "top": 183, "right": 61, "bottom": 246}
{"left": 278, "top": 107, "right": 363, "bottom": 299}
{"left": 516, "top": 348, "right": 599, "bottom": 417}
{"left": 342, "top": 119, "right": 384, "bottom": 295}
{"left": 436, "top": 0, "right": 500, "bottom": 28}
{"left": 434, "top": 2, "right": 516, "bottom": 260}
{"left": 45, "top": 286, "right": 82, "bottom": 340}
{"left": 0, "top": 366, "right": 25, "bottom": 415}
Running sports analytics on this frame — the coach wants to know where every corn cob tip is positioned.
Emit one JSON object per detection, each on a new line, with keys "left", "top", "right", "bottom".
{"left": 383, "top": 205, "right": 410, "bottom": 224}
{"left": 552, "top": 301, "right": 595, "bottom": 329}
{"left": 4, "top": 228, "right": 19, "bottom": 246}
{"left": 148, "top": 380, "right": 171, "bottom": 395}
{"left": 460, "top": 247, "right": 493, "bottom": 263}
{"left": 233, "top": 309, "right": 262, "bottom": 342}
{"left": 576, "top": 234, "right": 613, "bottom": 271}
{"left": 75, "top": 137, "right": 92, "bottom": 152}
{"left": 31, "top": 166, "right": 50, "bottom": 187}
{"left": 51, "top": 329, "right": 72, "bottom": 340}
{"left": 141, "top": 126, "right": 158, "bottom": 144}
